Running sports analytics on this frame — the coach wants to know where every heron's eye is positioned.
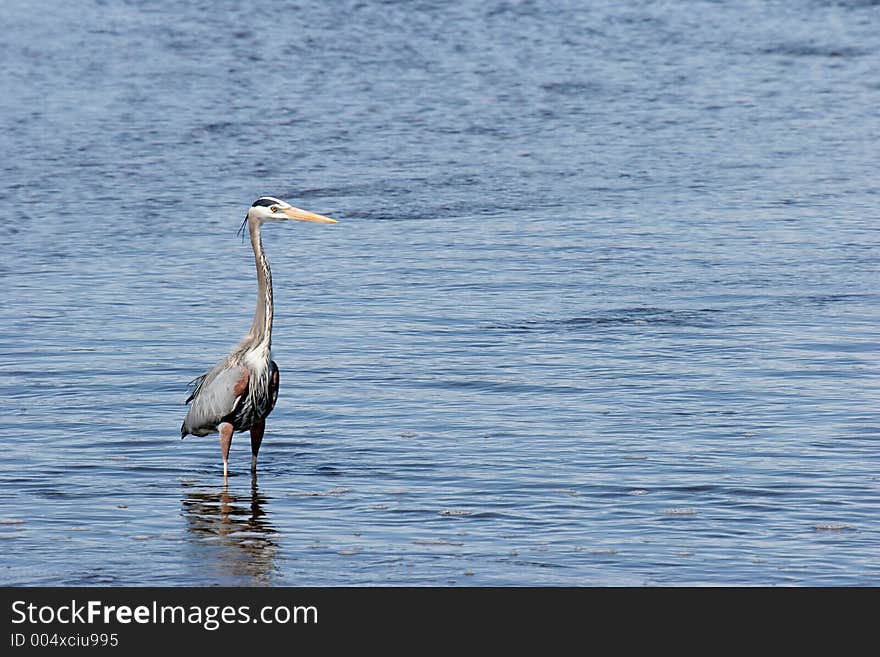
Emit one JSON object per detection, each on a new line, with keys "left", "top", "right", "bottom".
{"left": 270, "top": 205, "right": 279, "bottom": 212}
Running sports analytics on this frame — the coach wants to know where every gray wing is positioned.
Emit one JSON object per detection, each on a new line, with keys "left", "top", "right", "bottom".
{"left": 181, "top": 364, "right": 249, "bottom": 438}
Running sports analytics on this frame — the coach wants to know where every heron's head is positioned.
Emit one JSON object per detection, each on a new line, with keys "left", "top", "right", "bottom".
{"left": 245, "top": 196, "right": 337, "bottom": 227}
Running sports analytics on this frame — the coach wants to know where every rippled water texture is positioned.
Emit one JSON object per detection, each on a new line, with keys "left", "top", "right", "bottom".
{"left": 1, "top": 0, "right": 878, "bottom": 585}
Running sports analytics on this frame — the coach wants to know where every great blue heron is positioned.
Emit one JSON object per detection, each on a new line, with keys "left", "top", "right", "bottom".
{"left": 181, "top": 196, "right": 337, "bottom": 478}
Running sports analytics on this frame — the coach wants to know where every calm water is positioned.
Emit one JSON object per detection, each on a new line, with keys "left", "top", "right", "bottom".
{"left": 1, "top": 0, "right": 878, "bottom": 586}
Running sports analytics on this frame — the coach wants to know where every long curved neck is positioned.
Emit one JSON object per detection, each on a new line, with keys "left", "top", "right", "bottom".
{"left": 247, "top": 220, "right": 273, "bottom": 349}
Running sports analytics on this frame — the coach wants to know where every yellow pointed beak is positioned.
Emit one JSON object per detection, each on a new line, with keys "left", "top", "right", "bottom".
{"left": 282, "top": 206, "right": 337, "bottom": 224}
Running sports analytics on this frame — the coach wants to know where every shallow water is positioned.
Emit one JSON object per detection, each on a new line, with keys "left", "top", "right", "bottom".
{"left": 1, "top": 0, "right": 878, "bottom": 585}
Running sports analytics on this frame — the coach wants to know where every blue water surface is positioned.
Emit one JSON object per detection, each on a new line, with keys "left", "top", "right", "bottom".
{"left": 1, "top": 0, "right": 878, "bottom": 585}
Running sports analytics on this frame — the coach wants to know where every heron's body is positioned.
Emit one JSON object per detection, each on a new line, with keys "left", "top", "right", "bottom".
{"left": 181, "top": 196, "right": 336, "bottom": 478}
{"left": 181, "top": 356, "right": 278, "bottom": 437}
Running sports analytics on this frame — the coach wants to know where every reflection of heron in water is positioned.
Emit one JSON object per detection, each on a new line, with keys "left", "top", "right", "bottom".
{"left": 181, "top": 477, "right": 279, "bottom": 584}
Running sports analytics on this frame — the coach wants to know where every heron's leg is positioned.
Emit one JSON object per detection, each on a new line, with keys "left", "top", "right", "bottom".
{"left": 219, "top": 422, "right": 234, "bottom": 480}
{"left": 250, "top": 420, "right": 265, "bottom": 472}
